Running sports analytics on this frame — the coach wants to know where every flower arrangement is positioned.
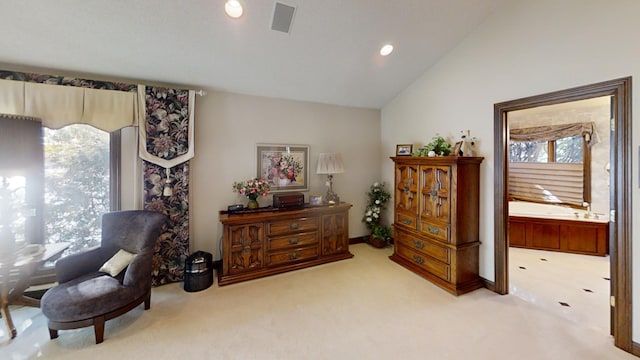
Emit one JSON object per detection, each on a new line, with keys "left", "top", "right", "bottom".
{"left": 362, "top": 182, "right": 392, "bottom": 246}
{"left": 264, "top": 153, "right": 304, "bottom": 186}
{"left": 232, "top": 178, "right": 270, "bottom": 201}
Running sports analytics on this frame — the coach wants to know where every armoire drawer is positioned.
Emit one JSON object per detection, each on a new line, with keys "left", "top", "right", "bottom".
{"left": 395, "top": 230, "right": 450, "bottom": 264}
{"left": 396, "top": 213, "right": 418, "bottom": 230}
{"left": 419, "top": 220, "right": 449, "bottom": 243}
{"left": 396, "top": 244, "right": 450, "bottom": 282}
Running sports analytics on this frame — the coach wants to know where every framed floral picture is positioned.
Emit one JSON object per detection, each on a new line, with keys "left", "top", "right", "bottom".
{"left": 257, "top": 144, "right": 310, "bottom": 193}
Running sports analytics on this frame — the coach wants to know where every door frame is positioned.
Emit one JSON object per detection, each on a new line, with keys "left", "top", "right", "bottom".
{"left": 493, "top": 77, "right": 632, "bottom": 352}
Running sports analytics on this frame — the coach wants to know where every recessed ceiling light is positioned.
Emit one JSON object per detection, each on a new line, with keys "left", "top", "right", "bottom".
{"left": 225, "top": 0, "right": 244, "bottom": 18}
{"left": 380, "top": 44, "right": 394, "bottom": 56}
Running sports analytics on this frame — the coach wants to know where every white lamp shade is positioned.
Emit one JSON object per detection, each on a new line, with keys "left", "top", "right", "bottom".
{"left": 316, "top": 153, "right": 345, "bottom": 175}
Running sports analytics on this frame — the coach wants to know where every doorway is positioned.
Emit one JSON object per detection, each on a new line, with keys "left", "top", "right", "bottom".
{"left": 506, "top": 96, "right": 612, "bottom": 333}
{"left": 493, "top": 77, "right": 632, "bottom": 352}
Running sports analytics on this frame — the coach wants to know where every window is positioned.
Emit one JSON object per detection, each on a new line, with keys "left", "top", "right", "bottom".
{"left": 0, "top": 118, "right": 120, "bottom": 256}
{"left": 509, "top": 129, "right": 591, "bottom": 207}
{"left": 510, "top": 136, "right": 584, "bottom": 164}
{"left": 44, "top": 124, "right": 119, "bottom": 254}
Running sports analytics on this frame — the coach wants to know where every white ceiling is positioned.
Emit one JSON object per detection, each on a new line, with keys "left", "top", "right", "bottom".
{"left": 0, "top": 0, "right": 507, "bottom": 109}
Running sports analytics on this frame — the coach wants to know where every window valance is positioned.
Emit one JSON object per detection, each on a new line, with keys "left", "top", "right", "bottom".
{"left": 509, "top": 122, "right": 598, "bottom": 146}
{"left": 0, "top": 79, "right": 138, "bottom": 132}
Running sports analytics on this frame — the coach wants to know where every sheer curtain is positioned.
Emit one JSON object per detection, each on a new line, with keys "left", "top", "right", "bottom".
{"left": 0, "top": 114, "right": 44, "bottom": 246}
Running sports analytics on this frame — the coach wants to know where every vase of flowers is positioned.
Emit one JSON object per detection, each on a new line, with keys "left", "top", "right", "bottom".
{"left": 362, "top": 182, "right": 392, "bottom": 248}
{"left": 232, "top": 178, "right": 270, "bottom": 209}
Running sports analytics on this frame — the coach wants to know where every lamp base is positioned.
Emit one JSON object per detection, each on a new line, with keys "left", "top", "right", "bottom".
{"left": 324, "top": 191, "right": 340, "bottom": 205}
{"left": 323, "top": 174, "right": 340, "bottom": 204}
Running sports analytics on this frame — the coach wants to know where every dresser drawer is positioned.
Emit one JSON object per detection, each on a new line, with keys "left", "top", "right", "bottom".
{"left": 396, "top": 213, "right": 418, "bottom": 230}
{"left": 395, "top": 230, "right": 450, "bottom": 264}
{"left": 396, "top": 244, "right": 450, "bottom": 282}
{"left": 267, "top": 217, "right": 318, "bottom": 235}
{"left": 419, "top": 220, "right": 449, "bottom": 243}
{"left": 266, "top": 246, "right": 319, "bottom": 267}
{"left": 268, "top": 231, "right": 319, "bottom": 251}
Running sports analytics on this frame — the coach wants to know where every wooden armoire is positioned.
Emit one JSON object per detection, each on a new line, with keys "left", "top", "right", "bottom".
{"left": 389, "top": 156, "right": 484, "bottom": 295}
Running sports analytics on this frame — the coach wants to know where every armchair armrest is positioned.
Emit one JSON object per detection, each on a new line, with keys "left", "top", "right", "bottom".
{"left": 55, "top": 247, "right": 114, "bottom": 283}
{"left": 123, "top": 249, "right": 154, "bottom": 291}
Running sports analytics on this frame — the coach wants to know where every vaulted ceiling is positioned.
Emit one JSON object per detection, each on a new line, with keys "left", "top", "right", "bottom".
{"left": 0, "top": 0, "right": 507, "bottom": 109}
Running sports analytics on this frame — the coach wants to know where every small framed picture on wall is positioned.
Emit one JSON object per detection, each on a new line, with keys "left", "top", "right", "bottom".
{"left": 396, "top": 144, "right": 413, "bottom": 156}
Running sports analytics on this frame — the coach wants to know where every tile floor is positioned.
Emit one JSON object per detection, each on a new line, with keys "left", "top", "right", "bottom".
{"left": 509, "top": 247, "right": 611, "bottom": 334}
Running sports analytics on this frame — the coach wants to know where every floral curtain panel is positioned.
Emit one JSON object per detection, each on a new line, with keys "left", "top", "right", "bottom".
{"left": 140, "top": 86, "right": 194, "bottom": 285}
{"left": 0, "top": 70, "right": 194, "bottom": 286}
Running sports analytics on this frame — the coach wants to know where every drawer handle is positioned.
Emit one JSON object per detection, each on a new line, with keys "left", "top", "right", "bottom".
{"left": 412, "top": 254, "right": 425, "bottom": 265}
{"left": 429, "top": 189, "right": 438, "bottom": 197}
{"left": 289, "top": 222, "right": 300, "bottom": 229}
{"left": 289, "top": 252, "right": 299, "bottom": 260}
{"left": 427, "top": 226, "right": 441, "bottom": 235}
{"left": 401, "top": 218, "right": 413, "bottom": 225}
{"left": 413, "top": 240, "right": 425, "bottom": 249}
{"left": 288, "top": 237, "right": 300, "bottom": 244}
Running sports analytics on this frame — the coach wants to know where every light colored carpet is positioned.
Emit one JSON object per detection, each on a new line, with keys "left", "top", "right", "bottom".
{"left": 0, "top": 243, "right": 635, "bottom": 359}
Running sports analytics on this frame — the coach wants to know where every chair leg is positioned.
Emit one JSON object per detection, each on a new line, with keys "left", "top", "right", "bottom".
{"left": 1, "top": 304, "right": 17, "bottom": 339}
{"left": 144, "top": 293, "right": 151, "bottom": 310}
{"left": 94, "top": 316, "right": 105, "bottom": 344}
{"left": 49, "top": 328, "right": 58, "bottom": 339}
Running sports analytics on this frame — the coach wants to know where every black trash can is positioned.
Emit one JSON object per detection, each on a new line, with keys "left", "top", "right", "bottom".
{"left": 184, "top": 251, "right": 213, "bottom": 292}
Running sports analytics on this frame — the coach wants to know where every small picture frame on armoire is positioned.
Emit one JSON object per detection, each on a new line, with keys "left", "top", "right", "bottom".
{"left": 396, "top": 144, "right": 412, "bottom": 156}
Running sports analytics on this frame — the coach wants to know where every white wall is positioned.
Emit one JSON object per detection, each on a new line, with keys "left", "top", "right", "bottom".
{"left": 381, "top": 0, "right": 640, "bottom": 341}
{"left": 191, "top": 91, "right": 381, "bottom": 260}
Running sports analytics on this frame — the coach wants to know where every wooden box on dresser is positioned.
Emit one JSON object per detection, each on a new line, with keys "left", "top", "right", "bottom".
{"left": 218, "top": 203, "right": 352, "bottom": 286}
{"left": 389, "top": 156, "right": 484, "bottom": 295}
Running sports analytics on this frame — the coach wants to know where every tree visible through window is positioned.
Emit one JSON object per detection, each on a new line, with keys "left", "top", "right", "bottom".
{"left": 510, "top": 136, "right": 583, "bottom": 163}
{"left": 44, "top": 125, "right": 111, "bottom": 254}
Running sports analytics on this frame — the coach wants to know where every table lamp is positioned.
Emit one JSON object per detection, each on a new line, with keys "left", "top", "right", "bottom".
{"left": 316, "top": 153, "right": 344, "bottom": 204}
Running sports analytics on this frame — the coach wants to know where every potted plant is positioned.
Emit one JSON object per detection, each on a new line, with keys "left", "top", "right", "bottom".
{"left": 362, "top": 182, "right": 392, "bottom": 248}
{"left": 413, "top": 134, "right": 452, "bottom": 156}
{"left": 370, "top": 224, "right": 392, "bottom": 248}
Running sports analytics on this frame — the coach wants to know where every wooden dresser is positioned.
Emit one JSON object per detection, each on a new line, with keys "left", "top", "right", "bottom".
{"left": 218, "top": 203, "right": 352, "bottom": 286}
{"left": 389, "top": 156, "right": 484, "bottom": 295}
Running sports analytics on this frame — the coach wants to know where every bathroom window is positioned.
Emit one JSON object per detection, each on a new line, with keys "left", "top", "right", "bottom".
{"left": 509, "top": 124, "right": 593, "bottom": 208}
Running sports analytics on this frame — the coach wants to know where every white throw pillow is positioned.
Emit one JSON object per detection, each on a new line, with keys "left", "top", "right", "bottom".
{"left": 99, "top": 249, "right": 137, "bottom": 277}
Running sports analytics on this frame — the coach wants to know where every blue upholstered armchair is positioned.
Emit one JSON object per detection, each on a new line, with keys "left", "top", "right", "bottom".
{"left": 41, "top": 210, "right": 166, "bottom": 344}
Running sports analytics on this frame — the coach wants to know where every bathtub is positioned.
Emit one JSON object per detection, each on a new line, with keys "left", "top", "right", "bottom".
{"left": 508, "top": 201, "right": 609, "bottom": 256}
